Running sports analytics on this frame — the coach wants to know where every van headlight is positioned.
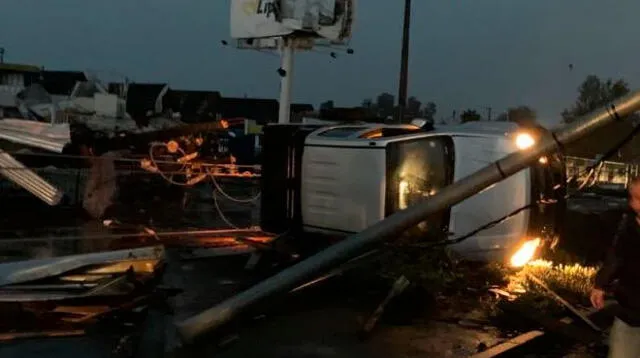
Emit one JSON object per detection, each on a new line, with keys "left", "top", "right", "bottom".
{"left": 510, "top": 238, "right": 541, "bottom": 267}
{"left": 515, "top": 132, "right": 536, "bottom": 150}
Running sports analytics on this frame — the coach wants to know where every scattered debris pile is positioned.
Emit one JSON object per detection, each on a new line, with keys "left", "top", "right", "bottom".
{"left": 356, "top": 243, "right": 609, "bottom": 357}
{"left": 0, "top": 245, "right": 169, "bottom": 342}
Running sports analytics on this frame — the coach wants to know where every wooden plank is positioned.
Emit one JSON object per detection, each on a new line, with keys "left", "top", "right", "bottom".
{"left": 54, "top": 305, "right": 110, "bottom": 315}
{"left": 501, "top": 301, "right": 601, "bottom": 343}
{"left": 469, "top": 298, "right": 617, "bottom": 358}
{"left": 469, "top": 330, "right": 545, "bottom": 358}
{"left": 359, "top": 276, "right": 411, "bottom": 338}
{"left": 527, "top": 273, "right": 601, "bottom": 331}
{"left": 0, "top": 330, "right": 85, "bottom": 341}
{"left": 470, "top": 316, "right": 596, "bottom": 358}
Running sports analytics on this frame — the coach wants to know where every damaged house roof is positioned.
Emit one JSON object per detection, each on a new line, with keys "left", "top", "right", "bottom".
{"left": 40, "top": 70, "right": 88, "bottom": 96}
{"left": 0, "top": 63, "right": 40, "bottom": 73}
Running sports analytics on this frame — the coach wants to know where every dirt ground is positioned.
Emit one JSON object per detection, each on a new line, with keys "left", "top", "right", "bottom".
{"left": 163, "top": 258, "right": 504, "bottom": 358}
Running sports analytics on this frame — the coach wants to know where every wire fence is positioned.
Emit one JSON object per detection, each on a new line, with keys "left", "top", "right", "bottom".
{"left": 0, "top": 166, "right": 261, "bottom": 259}
{"left": 565, "top": 156, "right": 639, "bottom": 189}
{"left": 0, "top": 166, "right": 260, "bottom": 209}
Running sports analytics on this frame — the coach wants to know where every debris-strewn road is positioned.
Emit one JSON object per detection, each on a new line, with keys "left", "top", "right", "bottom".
{"left": 162, "top": 258, "right": 504, "bottom": 358}
{"left": 0, "top": 187, "right": 624, "bottom": 357}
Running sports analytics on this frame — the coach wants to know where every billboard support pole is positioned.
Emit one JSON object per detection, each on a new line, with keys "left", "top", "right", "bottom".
{"left": 278, "top": 37, "right": 295, "bottom": 124}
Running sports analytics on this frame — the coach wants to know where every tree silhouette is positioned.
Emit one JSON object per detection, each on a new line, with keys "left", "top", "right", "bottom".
{"left": 421, "top": 102, "right": 437, "bottom": 121}
{"left": 407, "top": 96, "right": 422, "bottom": 116}
{"left": 496, "top": 105, "right": 537, "bottom": 127}
{"left": 364, "top": 94, "right": 437, "bottom": 122}
{"left": 320, "top": 100, "right": 335, "bottom": 111}
{"left": 562, "top": 75, "right": 630, "bottom": 123}
{"left": 376, "top": 93, "right": 395, "bottom": 118}
{"left": 561, "top": 75, "right": 640, "bottom": 160}
{"left": 460, "top": 109, "right": 481, "bottom": 123}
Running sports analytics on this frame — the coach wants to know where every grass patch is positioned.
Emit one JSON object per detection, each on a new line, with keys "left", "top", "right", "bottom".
{"left": 507, "top": 260, "right": 598, "bottom": 306}
{"left": 378, "top": 245, "right": 508, "bottom": 296}
{"left": 376, "top": 242, "right": 600, "bottom": 329}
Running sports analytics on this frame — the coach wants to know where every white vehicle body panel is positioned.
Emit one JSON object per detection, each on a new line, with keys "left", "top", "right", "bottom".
{"left": 300, "top": 122, "right": 535, "bottom": 262}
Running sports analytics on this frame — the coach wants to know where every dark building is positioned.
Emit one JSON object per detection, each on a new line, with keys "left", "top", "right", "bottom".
{"left": 290, "top": 103, "right": 314, "bottom": 122}
{"left": 219, "top": 97, "right": 279, "bottom": 124}
{"left": 165, "top": 89, "right": 222, "bottom": 123}
{"left": 124, "top": 83, "right": 169, "bottom": 119}
{"left": 219, "top": 97, "right": 314, "bottom": 124}
{"left": 291, "top": 103, "right": 314, "bottom": 114}
{"left": 107, "top": 82, "right": 126, "bottom": 97}
{"left": 40, "top": 70, "right": 87, "bottom": 96}
{"left": 319, "top": 107, "right": 384, "bottom": 123}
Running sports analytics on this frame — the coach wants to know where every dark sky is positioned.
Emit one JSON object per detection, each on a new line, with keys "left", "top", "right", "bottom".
{"left": 2, "top": 0, "right": 640, "bottom": 125}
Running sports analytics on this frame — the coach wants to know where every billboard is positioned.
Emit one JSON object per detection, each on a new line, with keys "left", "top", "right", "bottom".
{"left": 230, "top": 0, "right": 354, "bottom": 42}
{"left": 230, "top": 0, "right": 292, "bottom": 39}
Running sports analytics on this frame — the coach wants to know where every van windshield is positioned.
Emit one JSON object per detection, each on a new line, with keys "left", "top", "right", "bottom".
{"left": 386, "top": 136, "right": 455, "bottom": 240}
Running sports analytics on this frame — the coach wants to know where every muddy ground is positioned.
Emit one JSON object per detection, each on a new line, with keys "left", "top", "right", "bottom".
{"left": 0, "top": 181, "right": 626, "bottom": 358}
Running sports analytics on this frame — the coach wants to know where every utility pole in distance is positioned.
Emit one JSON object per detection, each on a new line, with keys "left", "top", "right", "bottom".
{"left": 396, "top": 0, "right": 412, "bottom": 123}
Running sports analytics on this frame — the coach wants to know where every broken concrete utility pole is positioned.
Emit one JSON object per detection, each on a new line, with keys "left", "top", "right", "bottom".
{"left": 177, "top": 91, "right": 640, "bottom": 342}
{"left": 0, "top": 150, "right": 63, "bottom": 206}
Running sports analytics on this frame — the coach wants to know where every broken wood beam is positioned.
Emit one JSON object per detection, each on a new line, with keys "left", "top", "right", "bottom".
{"left": 527, "top": 273, "right": 601, "bottom": 331}
{"left": 475, "top": 301, "right": 617, "bottom": 357}
{"left": 0, "top": 330, "right": 85, "bottom": 341}
{"left": 500, "top": 301, "right": 601, "bottom": 344}
{"left": 469, "top": 330, "right": 545, "bottom": 358}
{"left": 358, "top": 275, "right": 411, "bottom": 339}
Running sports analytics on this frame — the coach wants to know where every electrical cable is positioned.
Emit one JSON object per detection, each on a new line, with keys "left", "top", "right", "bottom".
{"left": 208, "top": 169, "right": 261, "bottom": 203}
{"left": 2, "top": 150, "right": 260, "bottom": 169}
{"left": 208, "top": 168, "right": 261, "bottom": 229}
{"left": 150, "top": 142, "right": 261, "bottom": 227}
{"left": 148, "top": 142, "right": 194, "bottom": 186}
{"left": 0, "top": 166, "right": 261, "bottom": 178}
{"left": 2, "top": 142, "right": 262, "bottom": 229}
{"left": 144, "top": 139, "right": 263, "bottom": 230}
{"left": 212, "top": 190, "right": 240, "bottom": 229}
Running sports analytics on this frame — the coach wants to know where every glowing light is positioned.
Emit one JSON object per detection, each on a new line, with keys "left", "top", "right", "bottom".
{"left": 515, "top": 133, "right": 535, "bottom": 150}
{"left": 510, "top": 238, "right": 541, "bottom": 268}
{"left": 166, "top": 140, "right": 180, "bottom": 153}
{"left": 398, "top": 180, "right": 409, "bottom": 209}
{"left": 538, "top": 156, "right": 548, "bottom": 164}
